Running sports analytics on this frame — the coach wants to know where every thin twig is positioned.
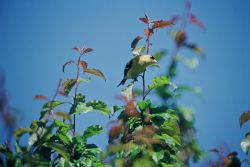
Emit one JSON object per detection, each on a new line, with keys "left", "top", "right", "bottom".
{"left": 73, "top": 54, "right": 82, "bottom": 134}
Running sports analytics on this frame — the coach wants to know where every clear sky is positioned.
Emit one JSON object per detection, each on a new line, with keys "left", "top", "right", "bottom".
{"left": 1, "top": 0, "right": 250, "bottom": 166}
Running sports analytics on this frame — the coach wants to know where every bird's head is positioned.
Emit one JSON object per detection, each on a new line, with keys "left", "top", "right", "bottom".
{"left": 140, "top": 55, "right": 159, "bottom": 67}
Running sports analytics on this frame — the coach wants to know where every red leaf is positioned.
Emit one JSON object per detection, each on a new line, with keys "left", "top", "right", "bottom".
{"left": 82, "top": 48, "right": 94, "bottom": 54}
{"left": 189, "top": 14, "right": 205, "bottom": 29}
{"left": 175, "top": 30, "right": 187, "bottom": 46}
{"left": 152, "top": 20, "right": 173, "bottom": 29}
{"left": 33, "top": 94, "right": 48, "bottom": 101}
{"left": 209, "top": 148, "right": 220, "bottom": 153}
{"left": 73, "top": 47, "right": 80, "bottom": 53}
{"left": 79, "top": 60, "right": 88, "bottom": 71}
{"left": 240, "top": 111, "right": 250, "bottom": 127}
{"left": 144, "top": 28, "right": 153, "bottom": 38}
{"left": 62, "top": 60, "right": 74, "bottom": 73}
{"left": 109, "top": 125, "right": 123, "bottom": 142}
{"left": 139, "top": 14, "right": 149, "bottom": 24}
{"left": 131, "top": 36, "right": 143, "bottom": 50}
{"left": 170, "top": 15, "right": 181, "bottom": 23}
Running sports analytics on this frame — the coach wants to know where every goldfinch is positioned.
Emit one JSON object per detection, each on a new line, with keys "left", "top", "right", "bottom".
{"left": 117, "top": 55, "right": 158, "bottom": 87}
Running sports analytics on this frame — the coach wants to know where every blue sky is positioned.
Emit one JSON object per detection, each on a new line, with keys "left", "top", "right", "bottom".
{"left": 1, "top": 0, "right": 250, "bottom": 166}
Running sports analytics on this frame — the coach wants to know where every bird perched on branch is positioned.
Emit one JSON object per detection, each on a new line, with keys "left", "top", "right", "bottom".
{"left": 117, "top": 55, "right": 159, "bottom": 87}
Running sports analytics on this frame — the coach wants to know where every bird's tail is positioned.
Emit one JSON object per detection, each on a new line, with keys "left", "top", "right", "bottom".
{"left": 117, "top": 78, "right": 126, "bottom": 87}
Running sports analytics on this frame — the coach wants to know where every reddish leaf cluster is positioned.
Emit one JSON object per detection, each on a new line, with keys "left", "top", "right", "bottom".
{"left": 73, "top": 47, "right": 94, "bottom": 55}
{"left": 139, "top": 14, "right": 173, "bottom": 39}
{"left": 33, "top": 94, "right": 48, "bottom": 101}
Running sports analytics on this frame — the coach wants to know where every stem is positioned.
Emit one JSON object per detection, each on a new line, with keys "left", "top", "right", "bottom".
{"left": 73, "top": 55, "right": 82, "bottom": 134}
{"left": 142, "top": 33, "right": 151, "bottom": 100}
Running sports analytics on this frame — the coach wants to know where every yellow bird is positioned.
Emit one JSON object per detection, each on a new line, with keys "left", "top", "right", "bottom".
{"left": 117, "top": 55, "right": 158, "bottom": 87}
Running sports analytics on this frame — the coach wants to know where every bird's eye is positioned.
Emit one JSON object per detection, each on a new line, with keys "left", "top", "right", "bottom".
{"left": 150, "top": 56, "right": 155, "bottom": 60}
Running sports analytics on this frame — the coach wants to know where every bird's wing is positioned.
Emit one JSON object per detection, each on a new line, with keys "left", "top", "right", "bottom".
{"left": 123, "top": 58, "right": 135, "bottom": 78}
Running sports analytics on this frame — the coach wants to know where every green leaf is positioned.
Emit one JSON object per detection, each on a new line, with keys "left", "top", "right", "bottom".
{"left": 152, "top": 151, "right": 164, "bottom": 165}
{"left": 28, "top": 127, "right": 48, "bottom": 150}
{"left": 177, "top": 85, "right": 202, "bottom": 96}
{"left": 241, "top": 135, "right": 250, "bottom": 154}
{"left": 148, "top": 76, "right": 170, "bottom": 91}
{"left": 42, "top": 100, "right": 64, "bottom": 111}
{"left": 110, "top": 105, "right": 123, "bottom": 115}
{"left": 86, "top": 100, "right": 110, "bottom": 115}
{"left": 183, "top": 57, "right": 199, "bottom": 70}
{"left": 75, "top": 93, "right": 86, "bottom": 102}
{"left": 153, "top": 50, "right": 167, "bottom": 62}
{"left": 132, "top": 45, "right": 146, "bottom": 56}
{"left": 44, "top": 142, "right": 70, "bottom": 160}
{"left": 137, "top": 99, "right": 151, "bottom": 111}
{"left": 133, "top": 156, "right": 156, "bottom": 167}
{"left": 69, "top": 102, "right": 93, "bottom": 115}
{"left": 84, "top": 68, "right": 106, "bottom": 81}
{"left": 83, "top": 125, "right": 104, "bottom": 139}
{"left": 154, "top": 134, "right": 180, "bottom": 147}
{"left": 58, "top": 157, "right": 66, "bottom": 167}
{"left": 54, "top": 119, "right": 72, "bottom": 133}
{"left": 62, "top": 79, "right": 77, "bottom": 95}
{"left": 57, "top": 133, "right": 72, "bottom": 145}
{"left": 14, "top": 127, "right": 32, "bottom": 142}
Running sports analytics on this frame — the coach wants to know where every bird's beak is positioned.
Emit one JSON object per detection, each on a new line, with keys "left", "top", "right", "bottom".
{"left": 151, "top": 60, "right": 160, "bottom": 68}
{"left": 152, "top": 59, "right": 157, "bottom": 64}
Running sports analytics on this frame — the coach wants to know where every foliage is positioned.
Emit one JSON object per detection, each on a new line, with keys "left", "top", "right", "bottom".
{"left": 239, "top": 110, "right": 250, "bottom": 154}
{"left": 0, "top": 0, "right": 206, "bottom": 167}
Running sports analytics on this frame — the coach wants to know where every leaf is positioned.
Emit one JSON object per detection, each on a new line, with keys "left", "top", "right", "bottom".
{"left": 144, "top": 28, "right": 153, "bottom": 38}
{"left": 139, "top": 14, "right": 149, "bottom": 24}
{"left": 86, "top": 100, "right": 110, "bottom": 115}
{"left": 183, "top": 57, "right": 199, "bottom": 70}
{"left": 240, "top": 111, "right": 250, "bottom": 127}
{"left": 73, "top": 47, "right": 94, "bottom": 55}
{"left": 69, "top": 102, "right": 93, "bottom": 115}
{"left": 44, "top": 143, "right": 70, "bottom": 160}
{"left": 110, "top": 105, "right": 123, "bottom": 115}
{"left": 189, "top": 13, "right": 205, "bottom": 29}
{"left": 82, "top": 47, "right": 94, "bottom": 54}
{"left": 75, "top": 93, "right": 86, "bottom": 103}
{"left": 42, "top": 100, "right": 64, "bottom": 111}
{"left": 241, "top": 134, "right": 250, "bottom": 154}
{"left": 137, "top": 99, "right": 151, "bottom": 111}
{"left": 84, "top": 68, "right": 106, "bottom": 81}
{"left": 170, "top": 15, "right": 181, "bottom": 23}
{"left": 79, "top": 60, "right": 88, "bottom": 71}
{"left": 177, "top": 85, "right": 202, "bottom": 96}
{"left": 109, "top": 125, "right": 123, "bottom": 142}
{"left": 153, "top": 50, "right": 167, "bottom": 62}
{"left": 121, "top": 83, "right": 134, "bottom": 101}
{"left": 185, "top": 43, "right": 205, "bottom": 57}
{"left": 152, "top": 20, "right": 173, "bottom": 29}
{"left": 175, "top": 30, "right": 187, "bottom": 46}
{"left": 54, "top": 119, "right": 72, "bottom": 133}
{"left": 54, "top": 111, "right": 71, "bottom": 120}
{"left": 131, "top": 36, "right": 143, "bottom": 50}
{"left": 83, "top": 125, "right": 104, "bottom": 139}
{"left": 132, "top": 45, "right": 146, "bottom": 56}
{"left": 14, "top": 128, "right": 32, "bottom": 142}
{"left": 73, "top": 47, "right": 80, "bottom": 52}
{"left": 62, "top": 79, "right": 77, "bottom": 95}
{"left": 62, "top": 60, "right": 74, "bottom": 73}
{"left": 28, "top": 127, "right": 48, "bottom": 150}
{"left": 57, "top": 133, "right": 72, "bottom": 145}
{"left": 148, "top": 76, "right": 170, "bottom": 90}
{"left": 33, "top": 94, "right": 48, "bottom": 101}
